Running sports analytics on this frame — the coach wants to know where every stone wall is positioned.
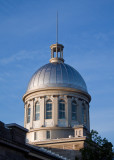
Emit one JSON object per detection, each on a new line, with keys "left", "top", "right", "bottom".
{"left": 24, "top": 89, "right": 90, "bottom": 142}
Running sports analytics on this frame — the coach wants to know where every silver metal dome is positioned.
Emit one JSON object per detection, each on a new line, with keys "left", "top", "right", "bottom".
{"left": 27, "top": 62, "right": 88, "bottom": 93}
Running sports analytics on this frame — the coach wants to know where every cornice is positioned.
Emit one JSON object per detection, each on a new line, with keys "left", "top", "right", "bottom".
{"left": 23, "top": 87, "right": 91, "bottom": 102}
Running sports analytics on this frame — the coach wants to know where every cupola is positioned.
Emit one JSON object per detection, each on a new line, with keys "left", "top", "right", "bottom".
{"left": 50, "top": 43, "right": 64, "bottom": 63}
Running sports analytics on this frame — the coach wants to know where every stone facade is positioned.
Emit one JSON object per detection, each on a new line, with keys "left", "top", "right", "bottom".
{"left": 23, "top": 89, "right": 90, "bottom": 143}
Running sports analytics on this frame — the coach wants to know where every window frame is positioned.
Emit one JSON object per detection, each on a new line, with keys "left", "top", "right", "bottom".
{"left": 35, "top": 102, "right": 40, "bottom": 121}
{"left": 27, "top": 105, "right": 31, "bottom": 123}
{"left": 58, "top": 99, "right": 65, "bottom": 119}
{"left": 45, "top": 100, "right": 52, "bottom": 119}
{"left": 34, "top": 132, "right": 37, "bottom": 140}
{"left": 46, "top": 130, "right": 51, "bottom": 139}
{"left": 71, "top": 100, "right": 77, "bottom": 121}
{"left": 79, "top": 130, "right": 81, "bottom": 136}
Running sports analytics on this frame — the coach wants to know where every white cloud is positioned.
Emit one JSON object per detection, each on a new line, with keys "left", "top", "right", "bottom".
{"left": 0, "top": 50, "right": 38, "bottom": 65}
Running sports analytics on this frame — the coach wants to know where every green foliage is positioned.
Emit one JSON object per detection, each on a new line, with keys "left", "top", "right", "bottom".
{"left": 80, "top": 130, "right": 113, "bottom": 160}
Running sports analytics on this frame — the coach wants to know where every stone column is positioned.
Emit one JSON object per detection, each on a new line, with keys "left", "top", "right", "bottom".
{"left": 40, "top": 96, "right": 45, "bottom": 126}
{"left": 52, "top": 49, "right": 54, "bottom": 58}
{"left": 62, "top": 50, "right": 63, "bottom": 58}
{"left": 30, "top": 100, "right": 34, "bottom": 128}
{"left": 60, "top": 48, "right": 62, "bottom": 58}
{"left": 53, "top": 95, "right": 58, "bottom": 126}
{"left": 56, "top": 46, "right": 58, "bottom": 58}
{"left": 67, "top": 96, "right": 72, "bottom": 127}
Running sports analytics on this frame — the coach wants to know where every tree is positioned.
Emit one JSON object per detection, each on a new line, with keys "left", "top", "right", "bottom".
{"left": 80, "top": 130, "right": 113, "bottom": 160}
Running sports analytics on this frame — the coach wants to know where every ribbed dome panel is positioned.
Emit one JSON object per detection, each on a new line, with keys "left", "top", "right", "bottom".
{"left": 27, "top": 63, "right": 88, "bottom": 93}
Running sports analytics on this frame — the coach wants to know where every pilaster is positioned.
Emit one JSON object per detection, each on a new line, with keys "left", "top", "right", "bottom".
{"left": 40, "top": 96, "right": 45, "bottom": 126}
{"left": 53, "top": 95, "right": 58, "bottom": 126}
{"left": 67, "top": 96, "right": 72, "bottom": 127}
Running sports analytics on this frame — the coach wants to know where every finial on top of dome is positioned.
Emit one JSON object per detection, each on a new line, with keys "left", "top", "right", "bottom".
{"left": 50, "top": 12, "right": 64, "bottom": 63}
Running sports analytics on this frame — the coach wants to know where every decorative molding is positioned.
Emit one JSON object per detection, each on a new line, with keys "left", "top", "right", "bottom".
{"left": 23, "top": 87, "right": 91, "bottom": 102}
{"left": 40, "top": 96, "right": 45, "bottom": 99}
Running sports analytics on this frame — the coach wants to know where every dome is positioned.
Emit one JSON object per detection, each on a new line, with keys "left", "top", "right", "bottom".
{"left": 27, "top": 62, "right": 88, "bottom": 93}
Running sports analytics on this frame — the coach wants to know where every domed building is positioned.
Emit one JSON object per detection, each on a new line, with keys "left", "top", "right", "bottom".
{"left": 23, "top": 43, "right": 91, "bottom": 158}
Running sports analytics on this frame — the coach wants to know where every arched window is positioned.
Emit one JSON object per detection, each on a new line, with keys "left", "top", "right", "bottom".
{"left": 58, "top": 100, "right": 65, "bottom": 119}
{"left": 72, "top": 100, "right": 77, "bottom": 120}
{"left": 27, "top": 105, "right": 31, "bottom": 123}
{"left": 46, "top": 100, "right": 52, "bottom": 119}
{"left": 35, "top": 102, "right": 40, "bottom": 121}
{"left": 82, "top": 105, "right": 86, "bottom": 124}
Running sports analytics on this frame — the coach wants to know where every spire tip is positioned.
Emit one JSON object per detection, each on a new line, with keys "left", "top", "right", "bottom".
{"left": 56, "top": 11, "right": 58, "bottom": 44}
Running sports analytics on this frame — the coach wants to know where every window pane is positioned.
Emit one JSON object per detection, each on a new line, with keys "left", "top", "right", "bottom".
{"left": 28, "top": 108, "right": 30, "bottom": 115}
{"left": 27, "top": 116, "right": 30, "bottom": 123}
{"left": 34, "top": 132, "right": 37, "bottom": 140}
{"left": 46, "top": 104, "right": 52, "bottom": 111}
{"left": 35, "top": 103, "right": 40, "bottom": 121}
{"left": 46, "top": 131, "right": 50, "bottom": 139}
{"left": 72, "top": 105, "right": 76, "bottom": 112}
{"left": 58, "top": 100, "right": 65, "bottom": 119}
{"left": 27, "top": 108, "right": 31, "bottom": 123}
{"left": 72, "top": 101, "right": 77, "bottom": 121}
{"left": 35, "top": 113, "right": 40, "bottom": 120}
{"left": 72, "top": 113, "right": 76, "bottom": 120}
{"left": 62, "top": 112, "right": 65, "bottom": 119}
{"left": 61, "top": 104, "right": 65, "bottom": 110}
{"left": 46, "top": 112, "right": 52, "bottom": 119}
{"left": 36, "top": 105, "right": 40, "bottom": 112}
{"left": 46, "top": 100, "right": 52, "bottom": 119}
{"left": 59, "top": 112, "right": 62, "bottom": 119}
{"left": 59, "top": 104, "right": 62, "bottom": 110}
{"left": 59, "top": 111, "right": 65, "bottom": 119}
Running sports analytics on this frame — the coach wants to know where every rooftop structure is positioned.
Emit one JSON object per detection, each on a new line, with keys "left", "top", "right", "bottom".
{"left": 0, "top": 121, "right": 64, "bottom": 160}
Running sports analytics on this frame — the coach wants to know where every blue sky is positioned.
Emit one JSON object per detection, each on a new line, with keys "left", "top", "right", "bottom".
{"left": 0, "top": 0, "right": 114, "bottom": 145}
